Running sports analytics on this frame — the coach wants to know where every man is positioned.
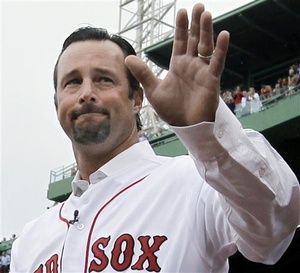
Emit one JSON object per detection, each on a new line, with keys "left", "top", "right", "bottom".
{"left": 11, "top": 3, "right": 299, "bottom": 273}
{"left": 0, "top": 253, "right": 2, "bottom": 273}
{"left": 1, "top": 252, "right": 10, "bottom": 273}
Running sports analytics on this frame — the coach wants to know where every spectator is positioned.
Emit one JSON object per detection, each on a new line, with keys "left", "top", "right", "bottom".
{"left": 233, "top": 85, "right": 243, "bottom": 105}
{"left": 1, "top": 252, "right": 10, "bottom": 273}
{"left": 273, "top": 78, "right": 283, "bottom": 95}
{"left": 282, "top": 77, "right": 288, "bottom": 91}
{"left": 260, "top": 84, "right": 272, "bottom": 99}
{"left": 239, "top": 90, "right": 250, "bottom": 116}
{"left": 287, "top": 66, "right": 299, "bottom": 95}
{"left": 241, "top": 90, "right": 249, "bottom": 108}
{"left": 290, "top": 63, "right": 298, "bottom": 74}
{"left": 222, "top": 90, "right": 235, "bottom": 114}
{"left": 233, "top": 85, "right": 244, "bottom": 116}
{"left": 0, "top": 253, "right": 3, "bottom": 273}
{"left": 296, "top": 62, "right": 300, "bottom": 76}
{"left": 248, "top": 87, "right": 262, "bottom": 113}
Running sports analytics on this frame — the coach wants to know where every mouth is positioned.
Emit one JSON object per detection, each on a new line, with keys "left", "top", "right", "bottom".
{"left": 76, "top": 112, "right": 108, "bottom": 122}
{"left": 79, "top": 112, "right": 105, "bottom": 117}
{"left": 71, "top": 105, "right": 110, "bottom": 121}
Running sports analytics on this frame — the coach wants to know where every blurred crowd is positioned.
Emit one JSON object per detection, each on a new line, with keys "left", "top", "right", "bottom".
{"left": 0, "top": 252, "right": 10, "bottom": 273}
{"left": 221, "top": 63, "right": 300, "bottom": 117}
{"left": 0, "top": 235, "right": 16, "bottom": 273}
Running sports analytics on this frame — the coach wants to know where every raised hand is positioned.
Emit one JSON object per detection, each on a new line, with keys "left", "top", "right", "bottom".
{"left": 125, "top": 3, "right": 230, "bottom": 126}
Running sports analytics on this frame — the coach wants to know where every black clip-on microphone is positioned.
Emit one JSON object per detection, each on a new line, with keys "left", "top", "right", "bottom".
{"left": 69, "top": 210, "right": 79, "bottom": 224}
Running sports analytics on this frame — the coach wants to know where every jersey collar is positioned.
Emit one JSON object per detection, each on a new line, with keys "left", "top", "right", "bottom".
{"left": 72, "top": 140, "right": 160, "bottom": 196}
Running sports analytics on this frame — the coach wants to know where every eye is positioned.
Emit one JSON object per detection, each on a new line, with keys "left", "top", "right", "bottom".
{"left": 65, "top": 78, "right": 81, "bottom": 87}
{"left": 95, "top": 76, "right": 113, "bottom": 84}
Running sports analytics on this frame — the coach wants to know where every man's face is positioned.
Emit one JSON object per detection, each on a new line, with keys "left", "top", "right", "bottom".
{"left": 55, "top": 40, "right": 142, "bottom": 148}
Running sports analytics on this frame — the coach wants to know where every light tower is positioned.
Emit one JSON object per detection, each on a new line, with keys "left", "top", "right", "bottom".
{"left": 118, "top": 0, "right": 177, "bottom": 139}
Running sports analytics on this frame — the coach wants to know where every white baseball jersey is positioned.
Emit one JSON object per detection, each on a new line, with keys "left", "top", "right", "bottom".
{"left": 11, "top": 100, "right": 300, "bottom": 273}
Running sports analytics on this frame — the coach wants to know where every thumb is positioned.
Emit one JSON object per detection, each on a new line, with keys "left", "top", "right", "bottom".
{"left": 125, "top": 55, "right": 159, "bottom": 95}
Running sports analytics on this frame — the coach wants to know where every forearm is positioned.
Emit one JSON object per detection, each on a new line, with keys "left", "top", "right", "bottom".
{"left": 171, "top": 99, "right": 300, "bottom": 263}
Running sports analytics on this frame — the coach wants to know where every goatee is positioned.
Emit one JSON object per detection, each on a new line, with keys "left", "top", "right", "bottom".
{"left": 72, "top": 121, "right": 110, "bottom": 145}
{"left": 70, "top": 104, "right": 111, "bottom": 145}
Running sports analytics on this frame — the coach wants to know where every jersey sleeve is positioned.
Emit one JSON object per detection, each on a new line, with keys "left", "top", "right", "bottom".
{"left": 9, "top": 250, "right": 17, "bottom": 273}
{"left": 10, "top": 234, "right": 22, "bottom": 273}
{"left": 170, "top": 98, "right": 300, "bottom": 264}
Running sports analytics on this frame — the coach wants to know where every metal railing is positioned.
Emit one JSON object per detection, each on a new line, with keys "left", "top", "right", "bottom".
{"left": 234, "top": 84, "right": 300, "bottom": 118}
{"left": 49, "top": 162, "right": 77, "bottom": 184}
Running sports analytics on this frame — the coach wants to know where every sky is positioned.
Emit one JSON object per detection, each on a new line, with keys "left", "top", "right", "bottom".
{"left": 0, "top": 0, "right": 254, "bottom": 239}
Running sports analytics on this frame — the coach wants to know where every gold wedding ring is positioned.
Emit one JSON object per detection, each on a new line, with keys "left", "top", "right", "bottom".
{"left": 198, "top": 50, "right": 215, "bottom": 60}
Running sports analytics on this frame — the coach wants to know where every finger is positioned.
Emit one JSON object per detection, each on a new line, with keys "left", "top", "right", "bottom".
{"left": 125, "top": 55, "right": 159, "bottom": 97}
{"left": 186, "top": 3, "right": 204, "bottom": 56}
{"left": 198, "top": 11, "right": 214, "bottom": 57}
{"left": 209, "top": 31, "right": 230, "bottom": 77}
{"left": 171, "top": 8, "right": 189, "bottom": 57}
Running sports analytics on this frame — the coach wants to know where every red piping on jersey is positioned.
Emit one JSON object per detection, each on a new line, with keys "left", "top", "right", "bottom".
{"left": 83, "top": 175, "right": 148, "bottom": 273}
{"left": 58, "top": 203, "right": 70, "bottom": 273}
{"left": 59, "top": 203, "right": 70, "bottom": 228}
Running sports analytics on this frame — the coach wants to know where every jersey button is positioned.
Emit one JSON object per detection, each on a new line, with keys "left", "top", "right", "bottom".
{"left": 76, "top": 223, "right": 85, "bottom": 230}
{"left": 217, "top": 127, "right": 224, "bottom": 138}
{"left": 258, "top": 163, "right": 268, "bottom": 177}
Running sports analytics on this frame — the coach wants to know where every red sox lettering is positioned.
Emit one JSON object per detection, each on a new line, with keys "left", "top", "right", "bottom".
{"left": 33, "top": 234, "right": 167, "bottom": 273}
{"left": 34, "top": 254, "right": 58, "bottom": 273}
{"left": 89, "top": 234, "right": 168, "bottom": 272}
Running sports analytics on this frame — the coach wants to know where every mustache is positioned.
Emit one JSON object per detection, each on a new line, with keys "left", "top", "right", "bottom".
{"left": 71, "top": 104, "right": 110, "bottom": 120}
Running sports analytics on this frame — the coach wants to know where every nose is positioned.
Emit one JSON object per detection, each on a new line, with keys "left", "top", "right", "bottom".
{"left": 78, "top": 80, "right": 97, "bottom": 104}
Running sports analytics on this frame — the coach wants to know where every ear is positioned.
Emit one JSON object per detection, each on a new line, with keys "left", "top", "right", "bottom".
{"left": 132, "top": 87, "right": 144, "bottom": 114}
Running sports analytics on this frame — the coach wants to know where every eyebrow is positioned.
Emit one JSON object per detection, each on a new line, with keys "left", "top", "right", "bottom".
{"left": 59, "top": 70, "right": 80, "bottom": 88}
{"left": 93, "top": 67, "right": 117, "bottom": 76}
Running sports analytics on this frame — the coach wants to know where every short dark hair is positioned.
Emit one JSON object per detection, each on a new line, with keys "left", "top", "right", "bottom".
{"left": 53, "top": 27, "right": 142, "bottom": 131}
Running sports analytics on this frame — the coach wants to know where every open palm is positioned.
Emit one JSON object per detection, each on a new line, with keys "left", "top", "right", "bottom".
{"left": 126, "top": 3, "right": 229, "bottom": 126}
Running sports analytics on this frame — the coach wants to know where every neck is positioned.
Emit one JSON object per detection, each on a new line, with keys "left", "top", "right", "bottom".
{"left": 72, "top": 132, "right": 139, "bottom": 181}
